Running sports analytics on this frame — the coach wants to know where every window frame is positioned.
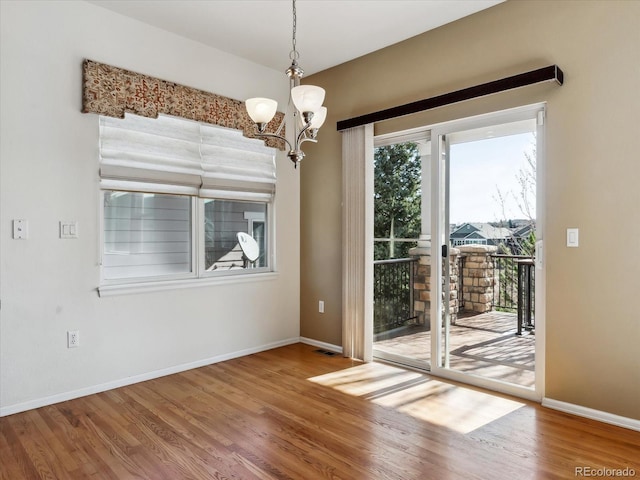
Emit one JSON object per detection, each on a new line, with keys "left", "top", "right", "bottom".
{"left": 98, "top": 191, "right": 276, "bottom": 296}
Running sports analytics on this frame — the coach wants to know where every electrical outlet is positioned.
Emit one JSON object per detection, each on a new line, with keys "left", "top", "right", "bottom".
{"left": 68, "top": 330, "right": 80, "bottom": 348}
{"left": 13, "top": 219, "right": 28, "bottom": 239}
{"left": 319, "top": 300, "right": 325, "bottom": 314}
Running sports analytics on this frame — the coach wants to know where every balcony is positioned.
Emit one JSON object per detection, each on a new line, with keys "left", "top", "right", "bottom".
{"left": 373, "top": 248, "right": 535, "bottom": 387}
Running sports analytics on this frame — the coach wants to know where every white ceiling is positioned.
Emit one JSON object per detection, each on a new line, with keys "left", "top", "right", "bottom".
{"left": 86, "top": 0, "right": 503, "bottom": 75}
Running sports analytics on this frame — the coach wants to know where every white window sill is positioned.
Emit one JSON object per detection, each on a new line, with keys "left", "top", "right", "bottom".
{"left": 98, "top": 271, "right": 279, "bottom": 297}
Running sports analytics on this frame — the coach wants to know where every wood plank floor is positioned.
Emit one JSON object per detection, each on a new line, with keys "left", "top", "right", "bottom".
{"left": 1, "top": 343, "right": 638, "bottom": 479}
{"left": 374, "top": 311, "right": 536, "bottom": 387}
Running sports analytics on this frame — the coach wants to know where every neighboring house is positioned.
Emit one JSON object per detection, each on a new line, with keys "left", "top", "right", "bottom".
{"left": 512, "top": 222, "right": 535, "bottom": 240}
{"left": 507, "top": 222, "right": 536, "bottom": 255}
{"left": 450, "top": 222, "right": 513, "bottom": 247}
{"left": 204, "top": 200, "right": 267, "bottom": 269}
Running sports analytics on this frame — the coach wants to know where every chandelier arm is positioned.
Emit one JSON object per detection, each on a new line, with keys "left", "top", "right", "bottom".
{"left": 295, "top": 121, "right": 314, "bottom": 147}
{"left": 255, "top": 131, "right": 293, "bottom": 152}
{"left": 273, "top": 115, "right": 286, "bottom": 136}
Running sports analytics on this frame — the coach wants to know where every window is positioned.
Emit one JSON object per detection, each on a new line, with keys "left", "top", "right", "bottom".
{"left": 204, "top": 199, "right": 267, "bottom": 271}
{"left": 98, "top": 114, "right": 276, "bottom": 290}
{"left": 243, "top": 210, "right": 267, "bottom": 267}
{"left": 452, "top": 238, "right": 487, "bottom": 246}
{"left": 103, "top": 191, "right": 193, "bottom": 280}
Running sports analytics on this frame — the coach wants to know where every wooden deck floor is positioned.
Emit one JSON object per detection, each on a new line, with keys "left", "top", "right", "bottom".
{"left": 2, "top": 343, "right": 638, "bottom": 479}
{"left": 374, "top": 311, "right": 535, "bottom": 387}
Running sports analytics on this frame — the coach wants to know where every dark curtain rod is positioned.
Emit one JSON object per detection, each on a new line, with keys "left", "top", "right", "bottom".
{"left": 336, "top": 65, "right": 564, "bottom": 131}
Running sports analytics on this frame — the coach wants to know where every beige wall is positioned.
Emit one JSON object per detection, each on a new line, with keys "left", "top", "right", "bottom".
{"left": 301, "top": 0, "right": 640, "bottom": 419}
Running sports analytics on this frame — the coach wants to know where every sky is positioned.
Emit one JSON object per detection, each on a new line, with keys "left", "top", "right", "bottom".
{"left": 449, "top": 132, "right": 536, "bottom": 225}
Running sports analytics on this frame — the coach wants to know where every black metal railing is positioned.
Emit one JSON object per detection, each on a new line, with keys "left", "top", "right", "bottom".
{"left": 516, "top": 258, "right": 535, "bottom": 335}
{"left": 491, "top": 254, "right": 535, "bottom": 333}
{"left": 373, "top": 258, "right": 417, "bottom": 334}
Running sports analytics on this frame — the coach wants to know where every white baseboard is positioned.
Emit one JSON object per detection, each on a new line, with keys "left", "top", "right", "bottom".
{"left": 299, "top": 336, "right": 343, "bottom": 354}
{"left": 542, "top": 398, "right": 640, "bottom": 432}
{"left": 0, "top": 337, "right": 299, "bottom": 417}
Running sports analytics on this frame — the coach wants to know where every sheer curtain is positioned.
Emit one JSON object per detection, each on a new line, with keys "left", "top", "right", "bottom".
{"left": 341, "top": 124, "right": 374, "bottom": 361}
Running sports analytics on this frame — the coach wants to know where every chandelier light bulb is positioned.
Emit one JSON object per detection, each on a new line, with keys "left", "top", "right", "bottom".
{"left": 291, "top": 85, "right": 325, "bottom": 114}
{"left": 245, "top": 98, "right": 278, "bottom": 124}
{"left": 309, "top": 106, "right": 327, "bottom": 129}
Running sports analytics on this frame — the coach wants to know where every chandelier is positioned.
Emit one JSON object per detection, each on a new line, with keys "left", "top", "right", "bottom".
{"left": 245, "top": 0, "right": 327, "bottom": 168}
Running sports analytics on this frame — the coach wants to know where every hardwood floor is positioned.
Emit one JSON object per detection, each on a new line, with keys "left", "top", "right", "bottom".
{"left": 1, "top": 343, "right": 638, "bottom": 479}
{"left": 374, "top": 311, "right": 535, "bottom": 387}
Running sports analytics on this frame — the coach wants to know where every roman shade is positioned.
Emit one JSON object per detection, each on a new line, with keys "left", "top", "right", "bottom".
{"left": 199, "top": 123, "right": 277, "bottom": 201}
{"left": 99, "top": 113, "right": 276, "bottom": 200}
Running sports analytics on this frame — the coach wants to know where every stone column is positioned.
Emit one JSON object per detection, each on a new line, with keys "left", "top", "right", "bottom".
{"left": 457, "top": 245, "right": 498, "bottom": 314}
{"left": 410, "top": 247, "right": 431, "bottom": 327}
{"left": 409, "top": 246, "right": 460, "bottom": 327}
{"left": 449, "top": 249, "right": 460, "bottom": 323}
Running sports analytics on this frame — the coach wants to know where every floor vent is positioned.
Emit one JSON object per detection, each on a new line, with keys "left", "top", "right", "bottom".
{"left": 314, "top": 349, "right": 338, "bottom": 356}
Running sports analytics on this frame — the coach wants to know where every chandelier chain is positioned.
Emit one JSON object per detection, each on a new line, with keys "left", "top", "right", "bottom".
{"left": 290, "top": 0, "right": 299, "bottom": 61}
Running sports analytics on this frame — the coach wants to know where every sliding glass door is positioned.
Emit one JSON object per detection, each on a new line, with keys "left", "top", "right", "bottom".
{"left": 370, "top": 104, "right": 546, "bottom": 400}
{"left": 430, "top": 104, "right": 545, "bottom": 400}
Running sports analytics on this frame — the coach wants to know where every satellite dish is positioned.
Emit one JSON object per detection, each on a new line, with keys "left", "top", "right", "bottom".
{"left": 237, "top": 232, "right": 260, "bottom": 263}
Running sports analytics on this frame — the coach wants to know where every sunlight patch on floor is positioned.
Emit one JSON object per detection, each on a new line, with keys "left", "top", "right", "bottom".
{"left": 308, "top": 362, "right": 424, "bottom": 396}
{"left": 308, "top": 362, "right": 526, "bottom": 434}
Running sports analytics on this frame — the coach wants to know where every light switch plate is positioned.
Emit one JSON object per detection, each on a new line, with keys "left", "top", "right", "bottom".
{"left": 567, "top": 228, "right": 579, "bottom": 247}
{"left": 60, "top": 221, "right": 79, "bottom": 239}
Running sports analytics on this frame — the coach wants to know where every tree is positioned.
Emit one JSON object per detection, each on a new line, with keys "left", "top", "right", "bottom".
{"left": 374, "top": 142, "right": 422, "bottom": 260}
{"left": 494, "top": 138, "right": 537, "bottom": 256}
{"left": 492, "top": 139, "right": 537, "bottom": 313}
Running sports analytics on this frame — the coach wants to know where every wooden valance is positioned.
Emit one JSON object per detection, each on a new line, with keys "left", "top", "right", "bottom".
{"left": 337, "top": 65, "right": 564, "bottom": 131}
{"left": 82, "top": 59, "right": 285, "bottom": 150}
